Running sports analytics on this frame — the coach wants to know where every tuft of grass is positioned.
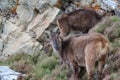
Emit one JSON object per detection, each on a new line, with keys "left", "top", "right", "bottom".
{"left": 0, "top": 53, "right": 32, "bottom": 66}
{"left": 111, "top": 72, "right": 119, "bottom": 80}
{"left": 56, "top": 71, "right": 68, "bottom": 80}
{"left": 32, "top": 55, "right": 59, "bottom": 79}
{"left": 110, "top": 16, "right": 120, "bottom": 22}
{"left": 111, "top": 38, "right": 120, "bottom": 50}
{"left": 0, "top": 51, "right": 63, "bottom": 80}
{"left": 96, "top": 23, "right": 107, "bottom": 33}
{"left": 42, "top": 64, "right": 69, "bottom": 80}
{"left": 96, "top": 18, "right": 112, "bottom": 33}
{"left": 95, "top": 16, "right": 120, "bottom": 33}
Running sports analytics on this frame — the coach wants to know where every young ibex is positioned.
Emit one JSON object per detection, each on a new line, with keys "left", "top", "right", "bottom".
{"left": 57, "top": 9, "right": 103, "bottom": 37}
{"left": 50, "top": 32, "right": 109, "bottom": 80}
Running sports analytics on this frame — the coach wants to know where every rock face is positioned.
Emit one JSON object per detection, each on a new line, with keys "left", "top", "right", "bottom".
{"left": 16, "top": 5, "right": 34, "bottom": 23}
{"left": 56, "top": 0, "right": 120, "bottom": 17}
{"left": 0, "top": 0, "right": 59, "bottom": 60}
{"left": 0, "top": 0, "right": 119, "bottom": 60}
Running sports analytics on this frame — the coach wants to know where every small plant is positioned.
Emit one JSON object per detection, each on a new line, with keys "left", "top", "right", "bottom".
{"left": 110, "top": 16, "right": 120, "bottom": 22}
{"left": 31, "top": 53, "right": 59, "bottom": 79}
{"left": 96, "top": 23, "right": 106, "bottom": 33}
{"left": 112, "top": 38, "right": 120, "bottom": 49}
{"left": 56, "top": 72, "right": 67, "bottom": 80}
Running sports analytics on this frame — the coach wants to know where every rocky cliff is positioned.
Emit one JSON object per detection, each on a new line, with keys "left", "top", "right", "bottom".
{"left": 0, "top": 0, "right": 120, "bottom": 60}
{"left": 0, "top": 0, "right": 120, "bottom": 80}
{"left": 0, "top": 0, "right": 59, "bottom": 60}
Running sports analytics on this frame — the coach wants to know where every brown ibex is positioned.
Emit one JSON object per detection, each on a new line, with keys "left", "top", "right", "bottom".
{"left": 57, "top": 9, "right": 103, "bottom": 37}
{"left": 49, "top": 32, "right": 109, "bottom": 80}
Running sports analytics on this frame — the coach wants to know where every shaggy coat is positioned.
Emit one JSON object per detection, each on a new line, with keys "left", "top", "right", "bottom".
{"left": 50, "top": 32, "right": 109, "bottom": 80}
{"left": 57, "top": 9, "right": 102, "bottom": 37}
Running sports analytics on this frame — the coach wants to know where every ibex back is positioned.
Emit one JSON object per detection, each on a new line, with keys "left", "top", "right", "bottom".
{"left": 57, "top": 9, "right": 102, "bottom": 37}
{"left": 50, "top": 32, "right": 110, "bottom": 80}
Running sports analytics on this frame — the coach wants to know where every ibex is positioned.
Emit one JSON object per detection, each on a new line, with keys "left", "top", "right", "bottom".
{"left": 57, "top": 9, "right": 103, "bottom": 37}
{"left": 49, "top": 32, "right": 109, "bottom": 80}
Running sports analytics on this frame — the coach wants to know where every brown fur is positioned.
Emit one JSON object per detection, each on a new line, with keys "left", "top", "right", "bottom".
{"left": 50, "top": 32, "right": 110, "bottom": 80}
{"left": 57, "top": 9, "right": 102, "bottom": 37}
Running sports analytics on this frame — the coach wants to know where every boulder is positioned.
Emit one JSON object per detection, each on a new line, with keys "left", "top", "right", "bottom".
{"left": 0, "top": 0, "right": 9, "bottom": 10}
{"left": 0, "top": 0, "right": 60, "bottom": 60}
{"left": 2, "top": 31, "right": 42, "bottom": 58}
{"left": 26, "top": 7, "right": 60, "bottom": 39}
{"left": 0, "top": 0, "right": 16, "bottom": 17}
{"left": 3, "top": 20, "right": 17, "bottom": 35}
{"left": 19, "top": 0, "right": 37, "bottom": 9}
{"left": 19, "top": 0, "right": 58, "bottom": 14}
{"left": 16, "top": 5, "right": 34, "bottom": 23}
{"left": 35, "top": 0, "right": 58, "bottom": 13}
{"left": 0, "top": 66, "right": 21, "bottom": 80}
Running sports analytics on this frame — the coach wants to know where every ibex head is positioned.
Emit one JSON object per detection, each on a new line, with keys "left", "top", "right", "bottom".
{"left": 45, "top": 31, "right": 63, "bottom": 54}
{"left": 50, "top": 33, "right": 63, "bottom": 51}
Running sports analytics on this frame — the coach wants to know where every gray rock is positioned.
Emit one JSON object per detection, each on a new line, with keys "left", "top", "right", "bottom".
{"left": 35, "top": 0, "right": 58, "bottom": 13}
{"left": 19, "top": 0, "right": 58, "bottom": 14}
{"left": 0, "top": 16, "right": 3, "bottom": 24}
{"left": 0, "top": 39, "right": 4, "bottom": 51}
{"left": 0, "top": 66, "right": 21, "bottom": 80}
{"left": 0, "top": 16, "right": 3, "bottom": 34}
{"left": 3, "top": 20, "right": 17, "bottom": 35}
{"left": 102, "top": 0, "right": 118, "bottom": 10}
{"left": 0, "top": 0, "right": 9, "bottom": 10}
{"left": 115, "top": 9, "right": 120, "bottom": 17}
{"left": 0, "top": 0, "right": 16, "bottom": 17}
{"left": 2, "top": 31, "right": 42, "bottom": 57}
{"left": 80, "top": 0, "right": 93, "bottom": 6}
{"left": 48, "top": 0, "right": 58, "bottom": 6}
{"left": 35, "top": 0, "right": 50, "bottom": 13}
{"left": 16, "top": 5, "right": 34, "bottom": 23}
{"left": 0, "top": 33, "right": 8, "bottom": 40}
{"left": 0, "top": 0, "right": 59, "bottom": 60}
{"left": 26, "top": 7, "right": 60, "bottom": 39}
{"left": 19, "top": 0, "right": 37, "bottom": 9}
